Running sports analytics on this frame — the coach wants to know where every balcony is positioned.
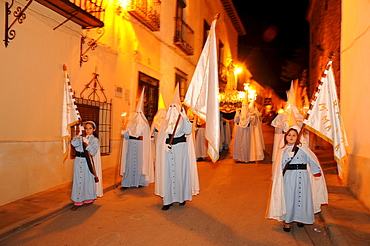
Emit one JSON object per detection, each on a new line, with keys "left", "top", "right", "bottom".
{"left": 35, "top": 0, "right": 105, "bottom": 29}
{"left": 127, "top": 0, "right": 161, "bottom": 32}
{"left": 174, "top": 17, "right": 194, "bottom": 55}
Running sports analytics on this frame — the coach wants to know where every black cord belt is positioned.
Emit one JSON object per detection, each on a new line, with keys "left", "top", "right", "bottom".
{"left": 75, "top": 152, "right": 86, "bottom": 157}
{"left": 129, "top": 136, "right": 143, "bottom": 140}
{"left": 166, "top": 135, "right": 186, "bottom": 145}
{"left": 286, "top": 164, "right": 307, "bottom": 170}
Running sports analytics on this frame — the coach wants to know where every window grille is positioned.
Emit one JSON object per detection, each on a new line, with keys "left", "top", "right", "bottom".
{"left": 173, "top": 0, "right": 194, "bottom": 55}
{"left": 74, "top": 98, "right": 112, "bottom": 155}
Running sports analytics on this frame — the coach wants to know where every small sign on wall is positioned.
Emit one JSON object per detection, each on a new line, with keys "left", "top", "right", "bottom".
{"left": 115, "top": 86, "right": 123, "bottom": 98}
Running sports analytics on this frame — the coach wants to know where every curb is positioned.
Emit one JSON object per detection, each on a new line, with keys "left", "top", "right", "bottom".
{"left": 320, "top": 205, "right": 350, "bottom": 246}
{"left": 0, "top": 184, "right": 119, "bottom": 242}
{"left": 0, "top": 202, "right": 72, "bottom": 242}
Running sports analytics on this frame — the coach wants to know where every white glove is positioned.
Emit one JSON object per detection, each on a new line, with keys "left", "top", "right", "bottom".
{"left": 165, "top": 144, "right": 172, "bottom": 152}
{"left": 83, "top": 137, "right": 90, "bottom": 144}
{"left": 288, "top": 151, "right": 294, "bottom": 158}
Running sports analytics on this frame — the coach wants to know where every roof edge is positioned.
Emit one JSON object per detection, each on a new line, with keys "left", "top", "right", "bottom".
{"left": 220, "top": 0, "right": 246, "bottom": 36}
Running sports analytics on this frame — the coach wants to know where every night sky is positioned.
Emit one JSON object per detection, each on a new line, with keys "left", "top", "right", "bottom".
{"left": 231, "top": 0, "right": 309, "bottom": 99}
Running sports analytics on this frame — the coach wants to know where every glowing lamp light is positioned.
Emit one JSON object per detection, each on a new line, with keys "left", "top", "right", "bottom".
{"left": 238, "top": 91, "right": 245, "bottom": 100}
{"left": 117, "top": 0, "right": 130, "bottom": 8}
{"left": 243, "top": 83, "right": 249, "bottom": 91}
{"left": 235, "top": 67, "right": 243, "bottom": 74}
{"left": 278, "top": 108, "right": 285, "bottom": 114}
{"left": 248, "top": 89, "right": 256, "bottom": 100}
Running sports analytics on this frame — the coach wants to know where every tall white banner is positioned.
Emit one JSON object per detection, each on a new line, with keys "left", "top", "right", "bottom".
{"left": 184, "top": 18, "right": 220, "bottom": 162}
{"left": 303, "top": 64, "right": 348, "bottom": 177}
{"left": 62, "top": 65, "right": 81, "bottom": 161}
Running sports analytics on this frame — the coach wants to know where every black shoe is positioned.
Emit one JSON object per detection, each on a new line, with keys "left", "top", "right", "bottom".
{"left": 120, "top": 187, "right": 127, "bottom": 190}
{"left": 297, "top": 223, "right": 305, "bottom": 227}
{"left": 283, "top": 225, "right": 291, "bottom": 232}
{"left": 179, "top": 201, "right": 186, "bottom": 206}
{"left": 161, "top": 204, "right": 173, "bottom": 210}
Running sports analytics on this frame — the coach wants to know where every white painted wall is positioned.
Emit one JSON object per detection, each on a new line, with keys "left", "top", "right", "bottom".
{"left": 341, "top": 0, "right": 370, "bottom": 208}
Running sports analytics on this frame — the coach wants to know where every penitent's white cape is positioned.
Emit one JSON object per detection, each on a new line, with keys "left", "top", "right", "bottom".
{"left": 267, "top": 144, "right": 328, "bottom": 221}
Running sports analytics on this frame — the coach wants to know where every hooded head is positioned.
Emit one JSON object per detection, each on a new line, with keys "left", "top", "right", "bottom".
{"left": 126, "top": 87, "right": 149, "bottom": 137}
{"left": 284, "top": 79, "right": 304, "bottom": 128}
{"left": 165, "top": 84, "right": 183, "bottom": 134}
{"left": 151, "top": 93, "right": 167, "bottom": 131}
{"left": 239, "top": 90, "right": 250, "bottom": 128}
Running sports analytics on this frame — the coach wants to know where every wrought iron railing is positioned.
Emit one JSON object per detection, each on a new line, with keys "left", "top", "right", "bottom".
{"left": 127, "top": 0, "right": 161, "bottom": 31}
{"left": 69, "top": 0, "right": 105, "bottom": 20}
{"left": 34, "top": 0, "right": 105, "bottom": 29}
{"left": 174, "top": 17, "right": 194, "bottom": 55}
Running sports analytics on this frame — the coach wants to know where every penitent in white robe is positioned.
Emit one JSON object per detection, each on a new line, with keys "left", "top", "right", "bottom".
{"left": 71, "top": 137, "right": 98, "bottom": 203}
{"left": 155, "top": 115, "right": 199, "bottom": 206}
{"left": 232, "top": 109, "right": 250, "bottom": 162}
{"left": 267, "top": 144, "right": 328, "bottom": 224}
{"left": 247, "top": 110, "right": 265, "bottom": 162}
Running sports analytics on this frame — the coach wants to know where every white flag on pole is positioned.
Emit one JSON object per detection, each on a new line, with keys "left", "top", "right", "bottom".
{"left": 303, "top": 64, "right": 348, "bottom": 178}
{"left": 184, "top": 17, "right": 220, "bottom": 162}
{"left": 62, "top": 65, "right": 81, "bottom": 161}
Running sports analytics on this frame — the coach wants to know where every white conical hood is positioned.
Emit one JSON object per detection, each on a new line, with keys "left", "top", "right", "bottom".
{"left": 137, "top": 87, "right": 145, "bottom": 113}
{"left": 284, "top": 79, "right": 303, "bottom": 128}
{"left": 165, "top": 84, "right": 182, "bottom": 134}
{"left": 239, "top": 89, "right": 250, "bottom": 128}
{"left": 126, "top": 87, "right": 149, "bottom": 137}
{"left": 151, "top": 93, "right": 167, "bottom": 132}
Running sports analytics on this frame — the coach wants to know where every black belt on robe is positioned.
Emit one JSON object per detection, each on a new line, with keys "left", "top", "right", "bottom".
{"left": 165, "top": 135, "right": 186, "bottom": 145}
{"left": 129, "top": 136, "right": 143, "bottom": 140}
{"left": 75, "top": 151, "right": 87, "bottom": 157}
{"left": 285, "top": 164, "right": 307, "bottom": 170}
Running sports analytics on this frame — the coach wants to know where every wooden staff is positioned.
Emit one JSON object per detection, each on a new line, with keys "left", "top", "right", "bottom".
{"left": 168, "top": 108, "right": 183, "bottom": 148}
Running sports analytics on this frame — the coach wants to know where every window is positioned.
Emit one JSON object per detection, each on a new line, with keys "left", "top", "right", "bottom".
{"left": 175, "top": 68, "right": 188, "bottom": 102}
{"left": 218, "top": 41, "right": 227, "bottom": 90}
{"left": 138, "top": 72, "right": 159, "bottom": 125}
{"left": 218, "top": 40, "right": 225, "bottom": 75}
{"left": 73, "top": 98, "right": 112, "bottom": 155}
{"left": 174, "top": 0, "right": 194, "bottom": 55}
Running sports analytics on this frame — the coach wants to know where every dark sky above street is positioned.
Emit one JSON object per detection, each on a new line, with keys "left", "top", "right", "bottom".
{"left": 231, "top": 0, "right": 309, "bottom": 99}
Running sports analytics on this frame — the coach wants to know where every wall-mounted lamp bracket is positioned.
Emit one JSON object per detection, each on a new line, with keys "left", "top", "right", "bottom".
{"left": 80, "top": 27, "right": 105, "bottom": 66}
{"left": 4, "top": 0, "right": 34, "bottom": 47}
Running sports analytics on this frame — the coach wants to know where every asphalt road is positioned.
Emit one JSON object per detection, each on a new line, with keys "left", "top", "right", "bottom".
{"left": 1, "top": 124, "right": 333, "bottom": 246}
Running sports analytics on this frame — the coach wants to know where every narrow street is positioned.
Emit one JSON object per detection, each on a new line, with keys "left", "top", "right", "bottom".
{"left": 1, "top": 124, "right": 333, "bottom": 246}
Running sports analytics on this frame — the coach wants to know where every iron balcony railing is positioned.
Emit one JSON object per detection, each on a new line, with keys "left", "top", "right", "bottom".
{"left": 127, "top": 0, "right": 161, "bottom": 31}
{"left": 174, "top": 17, "right": 194, "bottom": 55}
{"left": 69, "top": 0, "right": 105, "bottom": 20}
{"left": 35, "top": 0, "right": 106, "bottom": 29}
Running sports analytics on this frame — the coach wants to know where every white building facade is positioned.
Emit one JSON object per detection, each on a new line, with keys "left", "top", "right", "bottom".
{"left": 0, "top": 0, "right": 245, "bottom": 206}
